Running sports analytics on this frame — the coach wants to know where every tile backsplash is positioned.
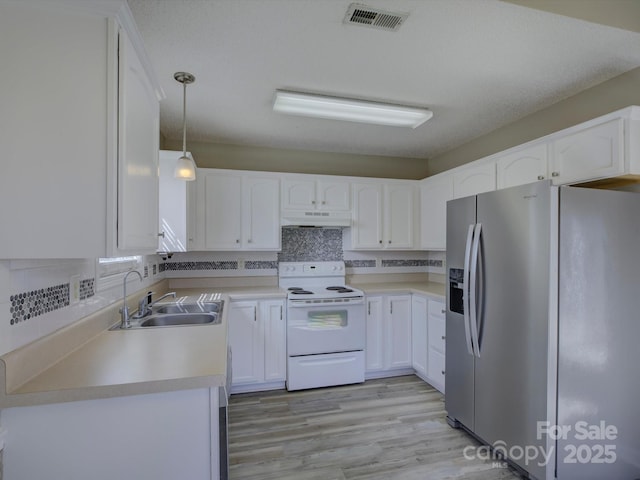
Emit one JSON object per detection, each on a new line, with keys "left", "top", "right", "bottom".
{"left": 278, "top": 228, "right": 343, "bottom": 262}
{"left": 0, "top": 256, "right": 162, "bottom": 356}
{"left": 0, "top": 229, "right": 445, "bottom": 355}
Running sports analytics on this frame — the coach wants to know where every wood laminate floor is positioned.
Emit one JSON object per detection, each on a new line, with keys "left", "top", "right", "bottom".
{"left": 228, "top": 375, "right": 522, "bottom": 479}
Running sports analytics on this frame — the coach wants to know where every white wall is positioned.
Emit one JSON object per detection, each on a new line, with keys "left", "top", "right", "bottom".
{"left": 0, "top": 255, "right": 163, "bottom": 356}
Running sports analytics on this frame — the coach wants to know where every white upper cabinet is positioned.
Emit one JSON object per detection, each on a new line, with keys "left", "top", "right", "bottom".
{"left": 350, "top": 183, "right": 384, "bottom": 249}
{"left": 197, "top": 169, "right": 280, "bottom": 251}
{"left": 453, "top": 162, "right": 496, "bottom": 199}
{"left": 385, "top": 184, "right": 415, "bottom": 249}
{"left": 243, "top": 176, "right": 281, "bottom": 249}
{"left": 550, "top": 118, "right": 624, "bottom": 185}
{"left": 282, "top": 178, "right": 350, "bottom": 212}
{"left": 420, "top": 174, "right": 453, "bottom": 250}
{"left": 0, "top": 2, "right": 161, "bottom": 259}
{"left": 496, "top": 143, "right": 549, "bottom": 189}
{"left": 116, "top": 30, "right": 160, "bottom": 253}
{"left": 349, "top": 182, "right": 415, "bottom": 250}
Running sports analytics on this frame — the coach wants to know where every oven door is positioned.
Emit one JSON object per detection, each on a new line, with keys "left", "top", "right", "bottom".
{"left": 287, "top": 298, "right": 365, "bottom": 356}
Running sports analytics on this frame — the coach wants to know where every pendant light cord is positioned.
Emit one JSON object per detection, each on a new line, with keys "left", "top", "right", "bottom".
{"left": 182, "top": 80, "right": 187, "bottom": 157}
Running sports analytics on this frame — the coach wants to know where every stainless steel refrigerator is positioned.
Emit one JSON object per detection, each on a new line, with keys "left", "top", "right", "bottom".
{"left": 445, "top": 180, "right": 640, "bottom": 479}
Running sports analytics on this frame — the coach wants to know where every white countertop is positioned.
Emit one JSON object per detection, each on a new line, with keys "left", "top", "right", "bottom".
{"left": 0, "top": 281, "right": 445, "bottom": 408}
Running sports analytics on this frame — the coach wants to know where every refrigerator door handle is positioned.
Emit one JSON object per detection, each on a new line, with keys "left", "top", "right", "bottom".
{"left": 470, "top": 223, "right": 482, "bottom": 358}
{"left": 463, "top": 224, "right": 475, "bottom": 356}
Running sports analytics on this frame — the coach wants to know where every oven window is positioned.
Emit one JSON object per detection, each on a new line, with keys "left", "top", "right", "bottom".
{"left": 307, "top": 310, "right": 347, "bottom": 328}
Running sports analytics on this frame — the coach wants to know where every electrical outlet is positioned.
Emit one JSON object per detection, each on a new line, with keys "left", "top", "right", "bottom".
{"left": 70, "top": 275, "right": 80, "bottom": 304}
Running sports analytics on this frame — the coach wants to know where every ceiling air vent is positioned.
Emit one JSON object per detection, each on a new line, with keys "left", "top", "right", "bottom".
{"left": 344, "top": 3, "right": 408, "bottom": 32}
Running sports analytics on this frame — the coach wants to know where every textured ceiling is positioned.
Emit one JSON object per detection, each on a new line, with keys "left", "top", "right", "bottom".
{"left": 128, "top": 0, "right": 640, "bottom": 159}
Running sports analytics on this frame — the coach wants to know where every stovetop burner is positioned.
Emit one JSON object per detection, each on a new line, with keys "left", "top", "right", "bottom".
{"left": 327, "top": 286, "right": 353, "bottom": 293}
{"left": 289, "top": 289, "right": 313, "bottom": 295}
{"left": 288, "top": 287, "right": 304, "bottom": 291}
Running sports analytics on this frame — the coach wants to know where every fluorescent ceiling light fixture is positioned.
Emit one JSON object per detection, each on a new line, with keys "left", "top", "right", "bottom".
{"left": 273, "top": 90, "right": 432, "bottom": 128}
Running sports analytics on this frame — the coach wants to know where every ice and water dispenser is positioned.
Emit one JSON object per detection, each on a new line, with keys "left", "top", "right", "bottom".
{"left": 449, "top": 268, "right": 464, "bottom": 315}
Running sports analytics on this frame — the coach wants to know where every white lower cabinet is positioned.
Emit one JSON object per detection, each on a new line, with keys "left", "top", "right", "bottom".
{"left": 1, "top": 388, "right": 221, "bottom": 480}
{"left": 411, "top": 295, "right": 428, "bottom": 380}
{"left": 229, "top": 299, "right": 286, "bottom": 392}
{"left": 427, "top": 299, "right": 446, "bottom": 393}
{"left": 365, "top": 294, "right": 412, "bottom": 377}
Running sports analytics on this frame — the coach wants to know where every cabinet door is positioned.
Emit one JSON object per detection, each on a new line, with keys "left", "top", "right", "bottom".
{"left": 117, "top": 31, "right": 160, "bottom": 252}
{"left": 427, "top": 299, "right": 446, "bottom": 393}
{"left": 0, "top": 6, "right": 110, "bottom": 258}
{"left": 386, "top": 295, "right": 412, "bottom": 369}
{"left": 281, "top": 179, "right": 316, "bottom": 210}
{"left": 202, "top": 172, "right": 242, "bottom": 249}
{"left": 496, "top": 143, "right": 549, "bottom": 189}
{"left": 317, "top": 181, "right": 350, "bottom": 211}
{"left": 351, "top": 183, "right": 383, "bottom": 249}
{"left": 453, "top": 162, "right": 496, "bottom": 199}
{"left": 385, "top": 184, "right": 414, "bottom": 249}
{"left": 550, "top": 118, "right": 623, "bottom": 185}
{"left": 229, "top": 301, "right": 263, "bottom": 385}
{"left": 365, "top": 296, "right": 384, "bottom": 371}
{"left": 158, "top": 150, "right": 188, "bottom": 252}
{"left": 262, "top": 300, "right": 286, "bottom": 382}
{"left": 420, "top": 174, "right": 453, "bottom": 250}
{"left": 243, "top": 177, "right": 280, "bottom": 250}
{"left": 411, "top": 295, "right": 428, "bottom": 378}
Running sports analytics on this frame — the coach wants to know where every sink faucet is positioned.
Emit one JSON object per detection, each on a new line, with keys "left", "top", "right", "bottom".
{"left": 120, "top": 270, "right": 143, "bottom": 329}
{"left": 136, "top": 291, "right": 177, "bottom": 317}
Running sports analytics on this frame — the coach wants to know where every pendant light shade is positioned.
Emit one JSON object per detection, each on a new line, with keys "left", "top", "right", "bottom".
{"left": 174, "top": 72, "right": 196, "bottom": 181}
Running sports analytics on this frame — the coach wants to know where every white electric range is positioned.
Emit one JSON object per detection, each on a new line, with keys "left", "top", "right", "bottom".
{"left": 279, "top": 261, "right": 366, "bottom": 391}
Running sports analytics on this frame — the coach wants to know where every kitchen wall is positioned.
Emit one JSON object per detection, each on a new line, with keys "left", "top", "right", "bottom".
{"left": 163, "top": 228, "right": 444, "bottom": 280}
{"left": 428, "top": 66, "right": 640, "bottom": 175}
{"left": 0, "top": 255, "right": 163, "bottom": 356}
{"left": 161, "top": 139, "right": 429, "bottom": 180}
{"left": 0, "top": 232, "right": 444, "bottom": 356}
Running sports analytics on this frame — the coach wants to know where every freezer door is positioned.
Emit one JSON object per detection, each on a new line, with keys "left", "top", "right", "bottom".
{"left": 557, "top": 187, "right": 640, "bottom": 479}
{"left": 474, "top": 181, "right": 551, "bottom": 479}
{"left": 445, "top": 195, "right": 476, "bottom": 429}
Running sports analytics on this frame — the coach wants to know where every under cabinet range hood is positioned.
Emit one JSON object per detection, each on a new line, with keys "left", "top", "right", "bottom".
{"left": 281, "top": 210, "right": 351, "bottom": 227}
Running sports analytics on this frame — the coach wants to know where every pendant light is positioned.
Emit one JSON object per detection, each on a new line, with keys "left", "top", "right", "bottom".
{"left": 174, "top": 72, "right": 196, "bottom": 181}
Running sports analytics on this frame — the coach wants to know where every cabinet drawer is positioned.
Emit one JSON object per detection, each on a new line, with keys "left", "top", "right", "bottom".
{"left": 428, "top": 316, "right": 446, "bottom": 353}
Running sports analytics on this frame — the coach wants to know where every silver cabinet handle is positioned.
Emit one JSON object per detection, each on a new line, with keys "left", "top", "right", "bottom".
{"left": 537, "top": 175, "right": 545, "bottom": 180}
{"left": 441, "top": 335, "right": 446, "bottom": 340}
{"left": 158, "top": 232, "right": 165, "bottom": 238}
{"left": 441, "top": 370, "right": 446, "bottom": 375}
{"left": 552, "top": 171, "right": 560, "bottom": 177}
{"left": 321, "top": 200, "right": 326, "bottom": 205}
{"left": 311, "top": 200, "right": 316, "bottom": 204}
{"left": 368, "top": 302, "right": 371, "bottom": 315}
{"left": 280, "top": 305, "right": 283, "bottom": 320}
{"left": 247, "top": 239, "right": 252, "bottom": 243}
{"left": 379, "top": 240, "right": 383, "bottom": 244}
{"left": 390, "top": 302, "right": 393, "bottom": 314}
{"left": 388, "top": 240, "right": 391, "bottom": 244}
{"left": 441, "top": 309, "right": 446, "bottom": 314}
{"left": 236, "top": 239, "right": 240, "bottom": 244}
{"left": 254, "top": 306, "right": 257, "bottom": 322}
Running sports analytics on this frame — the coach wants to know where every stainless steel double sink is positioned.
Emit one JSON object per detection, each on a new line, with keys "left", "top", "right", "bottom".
{"left": 111, "top": 301, "right": 223, "bottom": 330}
